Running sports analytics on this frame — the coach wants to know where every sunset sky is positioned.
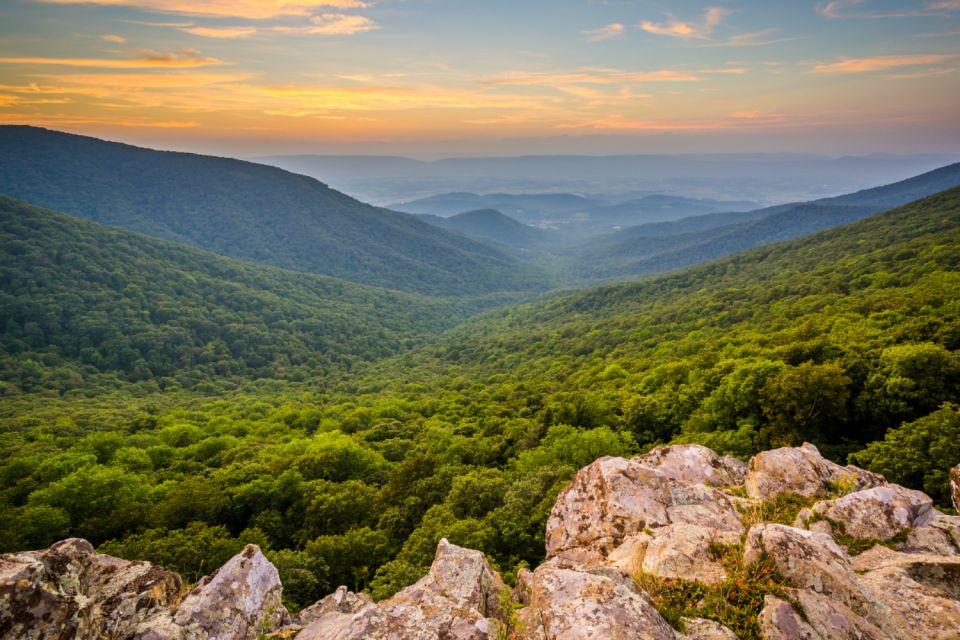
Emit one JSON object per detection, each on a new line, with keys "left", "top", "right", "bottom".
{"left": 1, "top": 0, "right": 959, "bottom": 156}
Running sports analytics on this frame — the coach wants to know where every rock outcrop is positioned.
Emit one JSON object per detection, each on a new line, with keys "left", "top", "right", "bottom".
{"left": 952, "top": 464, "right": 960, "bottom": 511}
{"left": 0, "top": 538, "right": 183, "bottom": 640}
{"left": 4, "top": 443, "right": 959, "bottom": 640}
{"left": 745, "top": 442, "right": 884, "bottom": 500}
{"left": 296, "top": 538, "right": 506, "bottom": 640}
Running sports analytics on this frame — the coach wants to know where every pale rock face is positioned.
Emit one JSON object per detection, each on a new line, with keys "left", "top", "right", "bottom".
{"left": 633, "top": 444, "right": 747, "bottom": 488}
{"left": 0, "top": 538, "right": 183, "bottom": 640}
{"left": 811, "top": 484, "right": 934, "bottom": 541}
{"left": 951, "top": 465, "right": 960, "bottom": 512}
{"left": 297, "top": 585, "right": 375, "bottom": 626}
{"left": 855, "top": 552, "right": 960, "bottom": 640}
{"left": 678, "top": 617, "right": 737, "bottom": 640}
{"left": 606, "top": 532, "right": 652, "bottom": 576}
{"left": 515, "top": 563, "right": 679, "bottom": 640}
{"left": 297, "top": 538, "right": 506, "bottom": 640}
{"left": 640, "top": 524, "right": 741, "bottom": 585}
{"left": 163, "top": 544, "right": 288, "bottom": 640}
{"left": 899, "top": 514, "right": 960, "bottom": 555}
{"left": 745, "top": 442, "right": 885, "bottom": 500}
{"left": 743, "top": 524, "right": 893, "bottom": 630}
{"left": 545, "top": 456, "right": 742, "bottom": 564}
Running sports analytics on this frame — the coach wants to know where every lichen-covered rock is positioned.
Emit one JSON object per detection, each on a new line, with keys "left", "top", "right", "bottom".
{"left": 545, "top": 456, "right": 742, "bottom": 564}
{"left": 856, "top": 553, "right": 960, "bottom": 640}
{"left": 743, "top": 524, "right": 893, "bottom": 630}
{"left": 898, "top": 514, "right": 960, "bottom": 556}
{"left": 606, "top": 532, "right": 652, "bottom": 576}
{"left": 515, "top": 563, "right": 679, "bottom": 640}
{"left": 150, "top": 544, "right": 289, "bottom": 640}
{"left": 759, "top": 590, "right": 890, "bottom": 640}
{"left": 678, "top": 617, "right": 737, "bottom": 640}
{"left": 0, "top": 538, "right": 183, "bottom": 640}
{"left": 811, "top": 484, "right": 934, "bottom": 541}
{"left": 641, "top": 524, "right": 740, "bottom": 585}
{"left": 297, "top": 538, "right": 505, "bottom": 640}
{"left": 634, "top": 444, "right": 747, "bottom": 488}
{"left": 745, "top": 443, "right": 884, "bottom": 500}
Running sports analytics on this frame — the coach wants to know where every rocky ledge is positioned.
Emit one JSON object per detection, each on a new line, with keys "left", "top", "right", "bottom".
{"left": 3, "top": 444, "right": 960, "bottom": 639}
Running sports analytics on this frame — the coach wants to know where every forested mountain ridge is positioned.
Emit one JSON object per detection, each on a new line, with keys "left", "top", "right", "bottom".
{"left": 2, "top": 185, "right": 956, "bottom": 614}
{"left": 0, "top": 194, "right": 501, "bottom": 394}
{"left": 0, "top": 126, "right": 548, "bottom": 295}
{"left": 569, "top": 161, "right": 960, "bottom": 280}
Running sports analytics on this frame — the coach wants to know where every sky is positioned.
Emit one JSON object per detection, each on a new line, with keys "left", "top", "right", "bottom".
{"left": 0, "top": 0, "right": 959, "bottom": 157}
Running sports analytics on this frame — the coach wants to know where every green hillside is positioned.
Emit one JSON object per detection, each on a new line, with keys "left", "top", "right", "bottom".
{"left": 0, "top": 194, "right": 487, "bottom": 394}
{"left": 1, "top": 186, "right": 957, "bottom": 615}
{"left": 0, "top": 126, "right": 546, "bottom": 296}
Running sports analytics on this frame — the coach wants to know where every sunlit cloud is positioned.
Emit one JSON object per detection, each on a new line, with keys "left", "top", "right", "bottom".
{"left": 0, "top": 50, "right": 224, "bottom": 68}
{"left": 639, "top": 7, "right": 730, "bottom": 40}
{"left": 180, "top": 26, "right": 258, "bottom": 38}
{"left": 33, "top": 0, "right": 370, "bottom": 20}
{"left": 700, "top": 67, "right": 747, "bottom": 74}
{"left": 99, "top": 34, "right": 127, "bottom": 44}
{"left": 270, "top": 13, "right": 379, "bottom": 35}
{"left": 812, "top": 53, "right": 959, "bottom": 73}
{"left": 582, "top": 23, "right": 625, "bottom": 42}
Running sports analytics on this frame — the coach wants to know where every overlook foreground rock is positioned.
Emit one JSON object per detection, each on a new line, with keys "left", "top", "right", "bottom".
{"left": 3, "top": 442, "right": 959, "bottom": 639}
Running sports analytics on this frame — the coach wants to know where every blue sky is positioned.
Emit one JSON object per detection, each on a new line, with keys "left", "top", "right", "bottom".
{"left": 0, "top": 0, "right": 958, "bottom": 156}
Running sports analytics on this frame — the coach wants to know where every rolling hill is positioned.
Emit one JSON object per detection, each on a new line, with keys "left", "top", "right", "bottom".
{"left": 416, "top": 209, "right": 554, "bottom": 249}
{"left": 0, "top": 126, "right": 547, "bottom": 296}
{"left": 0, "top": 194, "right": 487, "bottom": 393}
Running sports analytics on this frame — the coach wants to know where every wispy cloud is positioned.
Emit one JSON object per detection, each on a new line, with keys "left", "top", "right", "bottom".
{"left": 488, "top": 68, "right": 700, "bottom": 86}
{"left": 99, "top": 34, "right": 127, "bottom": 44}
{"left": 639, "top": 7, "right": 730, "bottom": 40}
{"left": 582, "top": 23, "right": 625, "bottom": 42}
{"left": 180, "top": 26, "right": 257, "bottom": 39}
{"left": 0, "top": 49, "right": 224, "bottom": 69}
{"left": 812, "top": 52, "right": 959, "bottom": 73}
{"left": 816, "top": 0, "right": 864, "bottom": 18}
{"left": 34, "top": 0, "right": 370, "bottom": 20}
{"left": 270, "top": 13, "right": 378, "bottom": 35}
{"left": 816, "top": 0, "right": 960, "bottom": 18}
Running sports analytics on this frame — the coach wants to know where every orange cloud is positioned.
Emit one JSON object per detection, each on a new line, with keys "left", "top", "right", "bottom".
{"left": 0, "top": 50, "right": 224, "bottom": 68}
{"left": 180, "top": 26, "right": 257, "bottom": 38}
{"left": 99, "top": 34, "right": 127, "bottom": 44}
{"left": 812, "top": 53, "right": 959, "bottom": 73}
{"left": 270, "top": 13, "right": 378, "bottom": 35}
{"left": 639, "top": 7, "right": 730, "bottom": 40}
{"left": 33, "top": 0, "right": 369, "bottom": 20}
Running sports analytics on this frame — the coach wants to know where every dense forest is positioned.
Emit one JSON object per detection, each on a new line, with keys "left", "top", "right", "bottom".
{"left": 1, "top": 184, "right": 957, "bottom": 613}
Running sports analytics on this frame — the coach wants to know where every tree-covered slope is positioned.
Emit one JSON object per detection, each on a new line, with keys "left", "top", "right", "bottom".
{"left": 0, "top": 127, "right": 546, "bottom": 295}
{"left": 0, "top": 194, "right": 484, "bottom": 393}
{"left": 387, "top": 186, "right": 960, "bottom": 458}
